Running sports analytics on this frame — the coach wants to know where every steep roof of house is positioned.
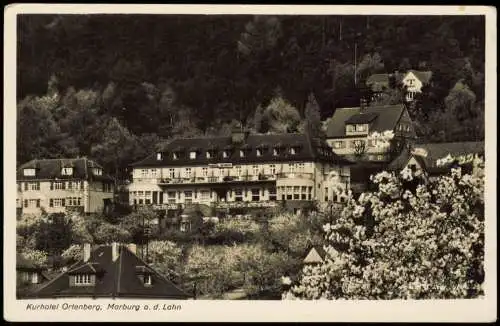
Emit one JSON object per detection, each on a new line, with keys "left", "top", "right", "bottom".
{"left": 16, "top": 158, "right": 113, "bottom": 182}
{"left": 326, "top": 104, "right": 406, "bottom": 139}
{"left": 131, "top": 133, "right": 352, "bottom": 167}
{"left": 407, "top": 70, "right": 433, "bottom": 84}
{"left": 388, "top": 141, "right": 485, "bottom": 173}
{"left": 30, "top": 245, "right": 191, "bottom": 299}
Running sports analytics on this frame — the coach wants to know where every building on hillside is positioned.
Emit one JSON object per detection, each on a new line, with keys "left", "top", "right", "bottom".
{"left": 16, "top": 158, "right": 115, "bottom": 216}
{"left": 128, "top": 130, "right": 353, "bottom": 217}
{"left": 365, "top": 72, "right": 404, "bottom": 100}
{"left": 387, "top": 141, "right": 485, "bottom": 178}
{"left": 16, "top": 254, "right": 50, "bottom": 299}
{"left": 325, "top": 102, "right": 417, "bottom": 163}
{"left": 26, "top": 243, "right": 191, "bottom": 299}
{"left": 401, "top": 70, "right": 433, "bottom": 102}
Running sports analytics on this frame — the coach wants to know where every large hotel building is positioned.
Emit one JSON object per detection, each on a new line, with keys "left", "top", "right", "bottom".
{"left": 128, "top": 130, "right": 352, "bottom": 213}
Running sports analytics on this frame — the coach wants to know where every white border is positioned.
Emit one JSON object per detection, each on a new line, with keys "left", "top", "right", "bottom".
{"left": 4, "top": 4, "right": 497, "bottom": 322}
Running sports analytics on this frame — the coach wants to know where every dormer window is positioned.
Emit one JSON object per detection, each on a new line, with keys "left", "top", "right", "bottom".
{"left": 256, "top": 149, "right": 262, "bottom": 157}
{"left": 143, "top": 274, "right": 152, "bottom": 286}
{"left": 74, "top": 274, "right": 94, "bottom": 286}
{"left": 239, "top": 150, "right": 245, "bottom": 158}
{"left": 355, "top": 124, "right": 367, "bottom": 132}
{"left": 62, "top": 167, "right": 73, "bottom": 176}
{"left": 173, "top": 152, "right": 179, "bottom": 160}
{"left": 223, "top": 151, "right": 229, "bottom": 158}
{"left": 206, "top": 151, "right": 212, "bottom": 159}
{"left": 273, "top": 148, "right": 280, "bottom": 156}
{"left": 156, "top": 152, "right": 163, "bottom": 161}
{"left": 346, "top": 125, "right": 354, "bottom": 133}
{"left": 189, "top": 151, "right": 197, "bottom": 159}
{"left": 23, "top": 168, "right": 36, "bottom": 177}
{"left": 290, "top": 147, "right": 297, "bottom": 155}
{"left": 93, "top": 168, "right": 102, "bottom": 176}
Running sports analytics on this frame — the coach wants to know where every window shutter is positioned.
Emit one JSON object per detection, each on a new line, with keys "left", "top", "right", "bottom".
{"left": 80, "top": 181, "right": 84, "bottom": 190}
{"left": 24, "top": 183, "right": 28, "bottom": 191}
{"left": 24, "top": 199, "right": 28, "bottom": 208}
{"left": 49, "top": 199, "right": 53, "bottom": 207}
{"left": 50, "top": 182, "right": 53, "bottom": 190}
{"left": 36, "top": 199, "right": 40, "bottom": 208}
{"left": 37, "top": 182, "right": 40, "bottom": 190}
{"left": 62, "top": 198, "right": 66, "bottom": 207}
{"left": 62, "top": 182, "right": 66, "bottom": 190}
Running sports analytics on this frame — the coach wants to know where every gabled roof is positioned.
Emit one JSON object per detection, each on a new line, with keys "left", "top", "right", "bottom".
{"left": 388, "top": 141, "right": 485, "bottom": 173}
{"left": 131, "top": 133, "right": 352, "bottom": 168}
{"left": 406, "top": 70, "right": 433, "bottom": 84}
{"left": 345, "top": 112, "right": 379, "bottom": 124}
{"left": 326, "top": 104, "right": 406, "bottom": 139}
{"left": 16, "top": 158, "right": 113, "bottom": 182}
{"left": 30, "top": 245, "right": 191, "bottom": 299}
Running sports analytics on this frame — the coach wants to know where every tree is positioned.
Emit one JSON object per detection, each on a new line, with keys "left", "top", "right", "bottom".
{"left": 356, "top": 52, "right": 385, "bottom": 83}
{"left": 304, "top": 93, "right": 325, "bottom": 139}
{"left": 370, "top": 87, "right": 404, "bottom": 106}
{"left": 260, "top": 95, "right": 303, "bottom": 134}
{"left": 284, "top": 158, "right": 484, "bottom": 299}
{"left": 146, "top": 240, "right": 183, "bottom": 280}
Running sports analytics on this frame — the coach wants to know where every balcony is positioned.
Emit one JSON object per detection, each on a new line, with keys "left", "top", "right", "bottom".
{"left": 212, "top": 201, "right": 279, "bottom": 209}
{"left": 277, "top": 172, "right": 314, "bottom": 180}
{"left": 156, "top": 174, "right": 277, "bottom": 186}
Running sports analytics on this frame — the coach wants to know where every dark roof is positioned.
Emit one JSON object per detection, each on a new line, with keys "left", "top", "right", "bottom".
{"left": 345, "top": 112, "right": 379, "bottom": 124}
{"left": 131, "top": 133, "right": 352, "bottom": 167}
{"left": 366, "top": 74, "right": 390, "bottom": 92}
{"left": 388, "top": 142, "right": 485, "bottom": 173}
{"left": 408, "top": 70, "right": 433, "bottom": 84}
{"left": 349, "top": 161, "right": 389, "bottom": 182}
{"left": 326, "top": 104, "right": 406, "bottom": 138}
{"left": 30, "top": 245, "right": 191, "bottom": 299}
{"left": 16, "top": 158, "right": 113, "bottom": 182}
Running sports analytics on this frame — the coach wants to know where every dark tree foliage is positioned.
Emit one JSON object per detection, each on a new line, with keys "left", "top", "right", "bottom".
{"left": 17, "top": 14, "right": 485, "bottom": 176}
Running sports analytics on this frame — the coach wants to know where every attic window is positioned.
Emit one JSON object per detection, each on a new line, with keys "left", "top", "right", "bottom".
{"left": 74, "top": 274, "right": 93, "bottom": 286}
{"left": 143, "top": 274, "right": 152, "bottom": 286}
{"left": 190, "top": 151, "right": 197, "bottom": 159}
{"left": 62, "top": 167, "right": 73, "bottom": 176}
{"left": 223, "top": 151, "right": 230, "bottom": 158}
{"left": 206, "top": 151, "right": 212, "bottom": 159}
{"left": 256, "top": 149, "right": 262, "bottom": 157}
{"left": 173, "top": 152, "right": 178, "bottom": 160}
{"left": 273, "top": 148, "right": 280, "bottom": 156}
{"left": 156, "top": 152, "right": 162, "bottom": 161}
{"left": 239, "top": 150, "right": 244, "bottom": 158}
{"left": 290, "top": 147, "right": 297, "bottom": 155}
{"left": 346, "top": 125, "right": 354, "bottom": 133}
{"left": 93, "top": 168, "right": 102, "bottom": 176}
{"left": 23, "top": 168, "right": 36, "bottom": 177}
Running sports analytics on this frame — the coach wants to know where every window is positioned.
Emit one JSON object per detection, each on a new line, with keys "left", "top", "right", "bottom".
{"left": 308, "top": 186, "right": 313, "bottom": 200}
{"left": 273, "top": 148, "right": 279, "bottom": 156}
{"left": 51, "top": 198, "right": 65, "bottom": 207}
{"left": 239, "top": 150, "right": 244, "bottom": 158}
{"left": 256, "top": 149, "right": 262, "bottom": 157}
{"left": 408, "top": 79, "right": 414, "bottom": 85}
{"left": 185, "top": 168, "right": 192, "bottom": 179}
{"left": 324, "top": 187, "right": 329, "bottom": 201}
{"left": 169, "top": 168, "right": 175, "bottom": 179}
{"left": 235, "top": 166, "right": 242, "bottom": 177}
{"left": 235, "top": 189, "right": 243, "bottom": 202}
{"left": 251, "top": 189, "right": 260, "bottom": 202}
{"left": 26, "top": 199, "right": 40, "bottom": 208}
{"left": 223, "top": 151, "right": 229, "bottom": 158}
{"left": 143, "top": 274, "right": 152, "bottom": 286}
{"left": 27, "top": 182, "right": 40, "bottom": 191}
{"left": 346, "top": 125, "right": 354, "bottom": 133}
{"left": 156, "top": 152, "right": 162, "bottom": 161}
{"left": 297, "top": 163, "right": 305, "bottom": 172}
{"left": 377, "top": 154, "right": 385, "bottom": 161}
{"left": 23, "top": 168, "right": 36, "bottom": 176}
{"left": 289, "top": 163, "right": 296, "bottom": 173}
{"left": 24, "top": 199, "right": 28, "bottom": 208}
{"left": 293, "top": 186, "right": 300, "bottom": 200}
{"left": 269, "top": 187, "right": 277, "bottom": 201}
{"left": 286, "top": 186, "right": 293, "bottom": 200}
{"left": 200, "top": 190, "right": 210, "bottom": 200}
{"left": 290, "top": 147, "right": 296, "bottom": 155}
{"left": 301, "top": 186, "right": 307, "bottom": 200}
{"left": 206, "top": 151, "right": 211, "bottom": 159}
{"left": 173, "top": 152, "right": 179, "bottom": 160}
{"left": 252, "top": 165, "right": 259, "bottom": 175}
{"left": 141, "top": 169, "right": 148, "bottom": 178}
{"left": 184, "top": 191, "right": 193, "bottom": 204}
{"left": 190, "top": 151, "right": 197, "bottom": 159}
{"left": 334, "top": 141, "right": 344, "bottom": 149}
{"left": 356, "top": 124, "right": 367, "bottom": 132}
{"left": 74, "top": 274, "right": 92, "bottom": 285}
{"left": 93, "top": 168, "right": 102, "bottom": 176}
{"left": 167, "top": 191, "right": 176, "bottom": 204}
{"left": 269, "top": 164, "right": 276, "bottom": 175}
{"left": 150, "top": 169, "right": 157, "bottom": 178}
{"left": 61, "top": 167, "right": 73, "bottom": 176}
{"left": 202, "top": 167, "right": 208, "bottom": 177}
{"left": 52, "top": 181, "right": 65, "bottom": 190}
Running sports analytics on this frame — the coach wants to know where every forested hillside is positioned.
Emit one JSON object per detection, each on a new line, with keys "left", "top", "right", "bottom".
{"left": 17, "top": 14, "right": 485, "bottom": 179}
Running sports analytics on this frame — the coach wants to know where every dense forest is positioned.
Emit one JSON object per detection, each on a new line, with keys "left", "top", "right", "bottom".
{"left": 17, "top": 14, "right": 485, "bottom": 180}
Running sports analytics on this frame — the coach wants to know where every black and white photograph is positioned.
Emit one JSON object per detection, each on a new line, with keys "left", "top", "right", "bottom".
{"left": 4, "top": 4, "right": 496, "bottom": 322}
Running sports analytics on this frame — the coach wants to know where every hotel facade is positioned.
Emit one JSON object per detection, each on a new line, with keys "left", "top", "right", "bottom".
{"left": 16, "top": 158, "right": 115, "bottom": 216}
{"left": 128, "top": 130, "right": 352, "bottom": 213}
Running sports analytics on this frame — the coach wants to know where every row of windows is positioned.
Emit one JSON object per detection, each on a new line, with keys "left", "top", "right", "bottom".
{"left": 139, "top": 163, "right": 307, "bottom": 179}
{"left": 345, "top": 124, "right": 368, "bottom": 133}
{"left": 332, "top": 139, "right": 389, "bottom": 149}
{"left": 19, "top": 181, "right": 112, "bottom": 192}
{"left": 22, "top": 167, "right": 103, "bottom": 177}
{"left": 277, "top": 186, "right": 314, "bottom": 201}
{"left": 74, "top": 274, "right": 93, "bottom": 285}
{"left": 22, "top": 197, "right": 82, "bottom": 208}
{"left": 158, "top": 146, "right": 302, "bottom": 161}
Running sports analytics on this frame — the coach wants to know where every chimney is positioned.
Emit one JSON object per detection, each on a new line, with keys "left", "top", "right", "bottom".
{"left": 83, "top": 243, "right": 91, "bottom": 262}
{"left": 112, "top": 242, "right": 120, "bottom": 262}
{"left": 127, "top": 243, "right": 137, "bottom": 255}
